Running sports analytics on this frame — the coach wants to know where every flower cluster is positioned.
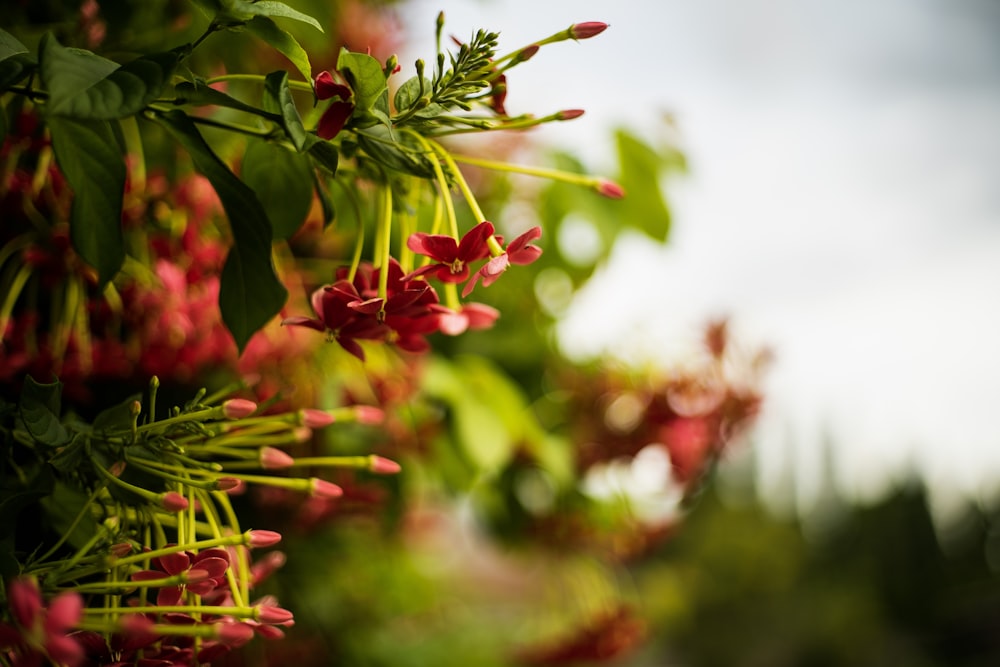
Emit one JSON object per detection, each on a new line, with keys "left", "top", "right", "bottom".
{"left": 0, "top": 376, "right": 397, "bottom": 665}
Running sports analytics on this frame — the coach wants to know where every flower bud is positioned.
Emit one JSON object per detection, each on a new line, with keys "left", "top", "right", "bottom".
{"left": 109, "top": 460, "right": 126, "bottom": 477}
{"left": 596, "top": 179, "right": 626, "bottom": 199}
{"left": 260, "top": 447, "right": 294, "bottom": 470}
{"left": 217, "top": 621, "right": 255, "bottom": 647}
{"left": 353, "top": 405, "right": 385, "bottom": 425}
{"left": 256, "top": 604, "right": 294, "bottom": 625}
{"left": 222, "top": 398, "right": 257, "bottom": 419}
{"left": 247, "top": 529, "right": 283, "bottom": 548}
{"left": 161, "top": 491, "right": 189, "bottom": 512}
{"left": 557, "top": 109, "right": 585, "bottom": 121}
{"left": 570, "top": 22, "right": 609, "bottom": 40}
{"left": 109, "top": 542, "right": 133, "bottom": 558}
{"left": 512, "top": 44, "right": 540, "bottom": 65}
{"left": 215, "top": 477, "right": 242, "bottom": 492}
{"left": 309, "top": 478, "right": 344, "bottom": 499}
{"left": 301, "top": 408, "right": 336, "bottom": 429}
{"left": 369, "top": 455, "right": 402, "bottom": 475}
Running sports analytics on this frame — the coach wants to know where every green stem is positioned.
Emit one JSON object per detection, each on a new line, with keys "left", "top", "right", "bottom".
{"left": 450, "top": 153, "right": 601, "bottom": 188}
{"left": 206, "top": 73, "right": 314, "bottom": 92}
{"left": 429, "top": 141, "right": 486, "bottom": 222}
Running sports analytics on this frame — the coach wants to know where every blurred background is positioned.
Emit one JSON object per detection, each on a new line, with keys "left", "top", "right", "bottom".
{"left": 402, "top": 0, "right": 1000, "bottom": 516}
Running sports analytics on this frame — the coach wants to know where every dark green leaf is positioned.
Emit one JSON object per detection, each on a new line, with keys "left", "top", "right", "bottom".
{"left": 242, "top": 138, "right": 313, "bottom": 240}
{"left": 245, "top": 16, "right": 313, "bottom": 84}
{"left": 48, "top": 436, "right": 86, "bottom": 473}
{"left": 313, "top": 171, "right": 335, "bottom": 226}
{"left": 0, "top": 468, "right": 54, "bottom": 540}
{"left": 174, "top": 80, "right": 279, "bottom": 119}
{"left": 40, "top": 33, "right": 180, "bottom": 119}
{"left": 0, "top": 53, "right": 36, "bottom": 90}
{"left": 18, "top": 376, "right": 69, "bottom": 447}
{"left": 48, "top": 116, "right": 125, "bottom": 284}
{"left": 41, "top": 481, "right": 101, "bottom": 550}
{"left": 156, "top": 110, "right": 287, "bottom": 352}
{"left": 337, "top": 50, "right": 387, "bottom": 112}
{"left": 0, "top": 28, "right": 28, "bottom": 61}
{"left": 92, "top": 394, "right": 142, "bottom": 432}
{"left": 263, "top": 70, "right": 308, "bottom": 149}
{"left": 357, "top": 126, "right": 433, "bottom": 178}
{"left": 304, "top": 136, "right": 339, "bottom": 174}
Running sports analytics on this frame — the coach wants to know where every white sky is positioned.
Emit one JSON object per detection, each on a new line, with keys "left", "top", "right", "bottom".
{"left": 400, "top": 0, "right": 1000, "bottom": 512}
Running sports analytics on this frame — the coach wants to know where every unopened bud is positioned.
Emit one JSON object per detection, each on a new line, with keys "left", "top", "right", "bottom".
{"left": 369, "top": 455, "right": 402, "bottom": 475}
{"left": 301, "top": 408, "right": 335, "bottom": 429}
{"left": 109, "top": 461, "right": 126, "bottom": 477}
{"left": 256, "top": 604, "right": 294, "bottom": 625}
{"left": 512, "top": 44, "right": 540, "bottom": 64}
{"left": 570, "top": 22, "right": 609, "bottom": 40}
{"left": 557, "top": 109, "right": 585, "bottom": 121}
{"left": 109, "top": 543, "right": 133, "bottom": 558}
{"left": 222, "top": 398, "right": 257, "bottom": 420}
{"left": 260, "top": 447, "right": 294, "bottom": 470}
{"left": 217, "top": 621, "right": 255, "bottom": 647}
{"left": 353, "top": 405, "right": 385, "bottom": 425}
{"left": 161, "top": 491, "right": 189, "bottom": 512}
{"left": 310, "top": 478, "right": 344, "bottom": 499}
{"left": 247, "top": 529, "right": 283, "bottom": 548}
{"left": 215, "top": 477, "right": 242, "bottom": 491}
{"left": 596, "top": 179, "right": 626, "bottom": 199}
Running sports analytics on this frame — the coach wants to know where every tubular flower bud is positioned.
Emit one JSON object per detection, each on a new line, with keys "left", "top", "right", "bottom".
{"left": 260, "top": 447, "right": 295, "bottom": 470}
{"left": 301, "top": 408, "right": 336, "bottom": 429}
{"left": 247, "top": 529, "right": 283, "bottom": 548}
{"left": 215, "top": 477, "right": 242, "bottom": 491}
{"left": 596, "top": 179, "right": 626, "bottom": 199}
{"left": 309, "top": 478, "right": 344, "bottom": 499}
{"left": 557, "top": 109, "right": 585, "bottom": 120}
{"left": 570, "top": 22, "right": 609, "bottom": 39}
{"left": 369, "top": 455, "right": 402, "bottom": 475}
{"left": 222, "top": 398, "right": 257, "bottom": 419}
{"left": 256, "top": 604, "right": 294, "bottom": 625}
{"left": 161, "top": 491, "right": 189, "bottom": 512}
{"left": 353, "top": 405, "right": 385, "bottom": 425}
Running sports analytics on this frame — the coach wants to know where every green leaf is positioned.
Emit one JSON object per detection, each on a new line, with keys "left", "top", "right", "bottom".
{"left": 245, "top": 16, "right": 313, "bottom": 84}
{"left": 174, "top": 80, "right": 279, "bottom": 119}
{"left": 0, "top": 28, "right": 29, "bottom": 61}
{"left": 41, "top": 481, "right": 102, "bottom": 550}
{"left": 242, "top": 138, "right": 313, "bottom": 240}
{"left": 48, "top": 436, "right": 86, "bottom": 473}
{"left": 263, "top": 70, "right": 308, "bottom": 149}
{"left": 0, "top": 53, "right": 36, "bottom": 90}
{"left": 48, "top": 116, "right": 125, "bottom": 284}
{"left": 313, "top": 171, "right": 335, "bottom": 226}
{"left": 156, "top": 110, "right": 287, "bottom": 352}
{"left": 0, "top": 467, "right": 54, "bottom": 540}
{"left": 40, "top": 33, "right": 180, "bottom": 119}
{"left": 304, "top": 135, "right": 339, "bottom": 174}
{"left": 336, "top": 50, "right": 387, "bottom": 112}
{"left": 18, "top": 376, "right": 69, "bottom": 447}
{"left": 92, "top": 394, "right": 142, "bottom": 432}
{"left": 615, "top": 129, "right": 672, "bottom": 242}
{"left": 242, "top": 1, "right": 323, "bottom": 32}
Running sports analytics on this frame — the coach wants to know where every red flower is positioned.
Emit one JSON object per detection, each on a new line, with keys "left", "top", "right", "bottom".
{"left": 131, "top": 547, "right": 231, "bottom": 607}
{"left": 433, "top": 302, "right": 500, "bottom": 336}
{"left": 0, "top": 577, "right": 84, "bottom": 667}
{"left": 462, "top": 226, "right": 542, "bottom": 297}
{"left": 314, "top": 71, "right": 354, "bottom": 140}
{"left": 403, "top": 221, "right": 495, "bottom": 284}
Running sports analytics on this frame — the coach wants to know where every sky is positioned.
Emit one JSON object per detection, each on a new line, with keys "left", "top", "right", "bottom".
{"left": 399, "top": 0, "right": 1000, "bottom": 515}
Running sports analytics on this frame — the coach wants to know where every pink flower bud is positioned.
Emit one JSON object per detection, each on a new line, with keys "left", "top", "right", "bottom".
{"left": 353, "top": 405, "right": 385, "bottom": 425}
{"left": 8, "top": 577, "right": 41, "bottom": 628}
{"left": 557, "top": 109, "right": 585, "bottom": 120}
{"left": 217, "top": 621, "right": 255, "bottom": 647}
{"left": 110, "top": 542, "right": 133, "bottom": 558}
{"left": 108, "top": 460, "right": 126, "bottom": 477}
{"left": 222, "top": 398, "right": 257, "bottom": 419}
{"left": 596, "top": 179, "right": 626, "bottom": 199}
{"left": 310, "top": 478, "right": 343, "bottom": 499}
{"left": 513, "top": 44, "right": 540, "bottom": 64}
{"left": 301, "top": 409, "right": 335, "bottom": 429}
{"left": 256, "top": 604, "right": 294, "bottom": 625}
{"left": 161, "top": 491, "right": 189, "bottom": 512}
{"left": 221, "top": 477, "right": 247, "bottom": 495}
{"left": 260, "top": 447, "right": 294, "bottom": 470}
{"left": 247, "top": 529, "right": 283, "bottom": 548}
{"left": 570, "top": 21, "right": 609, "bottom": 40}
{"left": 47, "top": 591, "right": 84, "bottom": 631}
{"left": 215, "top": 477, "right": 242, "bottom": 491}
{"left": 369, "top": 455, "right": 402, "bottom": 475}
